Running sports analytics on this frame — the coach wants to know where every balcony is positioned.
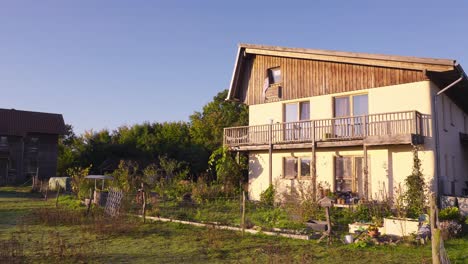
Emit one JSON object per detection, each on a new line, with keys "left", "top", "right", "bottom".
{"left": 224, "top": 111, "right": 431, "bottom": 151}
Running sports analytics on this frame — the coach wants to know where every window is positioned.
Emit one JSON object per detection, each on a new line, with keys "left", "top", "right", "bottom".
{"left": 444, "top": 154, "right": 449, "bottom": 177}
{"left": 268, "top": 67, "right": 282, "bottom": 84}
{"left": 283, "top": 157, "right": 297, "bottom": 179}
{"left": 334, "top": 94, "right": 368, "bottom": 137}
{"left": 0, "top": 136, "right": 7, "bottom": 148}
{"left": 464, "top": 115, "right": 467, "bottom": 133}
{"left": 300, "top": 157, "right": 311, "bottom": 177}
{"left": 283, "top": 157, "right": 311, "bottom": 179}
{"left": 450, "top": 102, "right": 454, "bottom": 126}
{"left": 452, "top": 155, "right": 456, "bottom": 180}
{"left": 442, "top": 96, "right": 447, "bottom": 131}
{"left": 284, "top": 101, "right": 310, "bottom": 140}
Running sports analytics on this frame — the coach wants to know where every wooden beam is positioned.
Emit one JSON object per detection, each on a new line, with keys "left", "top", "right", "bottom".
{"left": 317, "top": 140, "right": 364, "bottom": 148}
{"left": 268, "top": 121, "right": 273, "bottom": 186}
{"left": 363, "top": 145, "right": 369, "bottom": 200}
{"left": 364, "top": 134, "right": 414, "bottom": 146}
{"left": 245, "top": 48, "right": 454, "bottom": 72}
{"left": 311, "top": 120, "right": 317, "bottom": 201}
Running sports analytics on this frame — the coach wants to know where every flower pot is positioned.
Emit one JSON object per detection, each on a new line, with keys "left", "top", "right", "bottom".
{"left": 368, "top": 230, "right": 380, "bottom": 238}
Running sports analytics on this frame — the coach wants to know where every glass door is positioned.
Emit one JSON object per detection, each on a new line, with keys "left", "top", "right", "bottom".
{"left": 334, "top": 94, "right": 368, "bottom": 138}
{"left": 353, "top": 95, "right": 368, "bottom": 137}
{"left": 334, "top": 97, "right": 351, "bottom": 138}
{"left": 285, "top": 103, "right": 298, "bottom": 141}
{"left": 335, "top": 156, "right": 365, "bottom": 197}
{"left": 284, "top": 102, "right": 310, "bottom": 141}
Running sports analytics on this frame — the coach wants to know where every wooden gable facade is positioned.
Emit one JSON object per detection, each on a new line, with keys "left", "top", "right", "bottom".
{"left": 228, "top": 44, "right": 468, "bottom": 112}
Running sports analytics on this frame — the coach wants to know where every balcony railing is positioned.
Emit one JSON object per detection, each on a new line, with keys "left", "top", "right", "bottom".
{"left": 224, "top": 110, "right": 431, "bottom": 147}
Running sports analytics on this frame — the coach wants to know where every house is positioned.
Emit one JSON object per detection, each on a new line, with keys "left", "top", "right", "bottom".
{"left": 224, "top": 44, "right": 468, "bottom": 201}
{"left": 0, "top": 108, "right": 66, "bottom": 185}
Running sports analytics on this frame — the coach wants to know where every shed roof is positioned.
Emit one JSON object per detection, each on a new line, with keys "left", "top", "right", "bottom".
{"left": 0, "top": 108, "right": 66, "bottom": 136}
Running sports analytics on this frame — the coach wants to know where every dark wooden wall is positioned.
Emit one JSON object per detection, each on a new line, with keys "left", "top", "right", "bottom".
{"left": 35, "top": 134, "right": 59, "bottom": 180}
{"left": 0, "top": 133, "right": 59, "bottom": 185}
{"left": 237, "top": 54, "right": 428, "bottom": 105}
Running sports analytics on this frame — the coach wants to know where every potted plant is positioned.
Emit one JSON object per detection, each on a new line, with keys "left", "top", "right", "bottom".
{"left": 367, "top": 224, "right": 380, "bottom": 238}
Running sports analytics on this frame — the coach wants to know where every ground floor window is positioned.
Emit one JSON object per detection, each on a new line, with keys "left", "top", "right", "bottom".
{"left": 283, "top": 156, "right": 311, "bottom": 179}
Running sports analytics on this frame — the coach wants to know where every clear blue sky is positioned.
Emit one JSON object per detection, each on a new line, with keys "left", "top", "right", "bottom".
{"left": 1, "top": 1, "right": 467, "bottom": 134}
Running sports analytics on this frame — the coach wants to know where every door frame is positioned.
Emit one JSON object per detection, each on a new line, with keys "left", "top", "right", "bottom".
{"left": 334, "top": 155, "right": 369, "bottom": 197}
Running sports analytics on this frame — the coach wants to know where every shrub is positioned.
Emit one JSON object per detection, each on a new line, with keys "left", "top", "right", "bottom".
{"left": 403, "top": 146, "right": 426, "bottom": 218}
{"left": 191, "top": 179, "right": 223, "bottom": 202}
{"left": 439, "top": 207, "right": 461, "bottom": 221}
{"left": 439, "top": 220, "right": 463, "bottom": 239}
{"left": 260, "top": 185, "right": 275, "bottom": 206}
{"left": 67, "top": 166, "right": 92, "bottom": 199}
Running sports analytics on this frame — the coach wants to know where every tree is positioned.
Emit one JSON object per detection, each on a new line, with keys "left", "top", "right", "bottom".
{"left": 189, "top": 89, "right": 248, "bottom": 152}
{"left": 57, "top": 124, "right": 79, "bottom": 176}
{"left": 208, "top": 147, "right": 247, "bottom": 193}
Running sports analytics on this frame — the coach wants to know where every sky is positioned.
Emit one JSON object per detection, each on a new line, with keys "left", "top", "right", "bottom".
{"left": 1, "top": 0, "right": 467, "bottom": 134}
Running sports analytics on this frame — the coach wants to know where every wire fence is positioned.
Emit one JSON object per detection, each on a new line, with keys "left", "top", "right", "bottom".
{"left": 107, "top": 190, "right": 354, "bottom": 235}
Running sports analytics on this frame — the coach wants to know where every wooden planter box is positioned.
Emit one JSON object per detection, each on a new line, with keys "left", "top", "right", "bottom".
{"left": 348, "top": 222, "right": 384, "bottom": 234}
{"left": 383, "top": 217, "right": 419, "bottom": 237}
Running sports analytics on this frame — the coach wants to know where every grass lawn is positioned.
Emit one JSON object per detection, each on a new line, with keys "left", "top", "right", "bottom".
{"left": 0, "top": 187, "right": 467, "bottom": 263}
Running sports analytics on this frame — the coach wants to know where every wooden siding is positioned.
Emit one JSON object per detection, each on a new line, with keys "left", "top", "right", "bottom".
{"left": 237, "top": 54, "right": 427, "bottom": 105}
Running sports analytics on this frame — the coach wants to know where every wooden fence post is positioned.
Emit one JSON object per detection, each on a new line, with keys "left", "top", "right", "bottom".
{"left": 86, "top": 188, "right": 94, "bottom": 216}
{"left": 431, "top": 193, "right": 441, "bottom": 264}
{"left": 325, "top": 206, "right": 332, "bottom": 245}
{"left": 141, "top": 183, "right": 147, "bottom": 223}
{"left": 44, "top": 184, "right": 49, "bottom": 201}
{"left": 55, "top": 184, "right": 61, "bottom": 208}
{"left": 241, "top": 191, "right": 246, "bottom": 236}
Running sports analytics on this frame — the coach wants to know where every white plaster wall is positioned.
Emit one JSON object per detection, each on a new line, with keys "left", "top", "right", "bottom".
{"left": 369, "top": 81, "right": 433, "bottom": 115}
{"left": 249, "top": 101, "right": 283, "bottom": 126}
{"left": 250, "top": 80, "right": 434, "bottom": 126}
{"left": 432, "top": 82, "right": 468, "bottom": 196}
{"left": 249, "top": 146, "right": 434, "bottom": 201}
{"left": 247, "top": 80, "right": 442, "bottom": 200}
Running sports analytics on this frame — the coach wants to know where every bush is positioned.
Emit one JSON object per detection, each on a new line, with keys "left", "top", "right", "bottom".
{"left": 439, "top": 207, "right": 461, "bottom": 221}
{"left": 191, "top": 180, "right": 223, "bottom": 202}
{"left": 439, "top": 220, "right": 463, "bottom": 239}
{"left": 260, "top": 185, "right": 275, "bottom": 206}
{"left": 403, "top": 146, "right": 426, "bottom": 218}
{"left": 67, "top": 166, "right": 92, "bottom": 199}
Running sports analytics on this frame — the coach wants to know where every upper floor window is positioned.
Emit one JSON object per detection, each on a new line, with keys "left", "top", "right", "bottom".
{"left": 442, "top": 96, "right": 447, "bottom": 131}
{"left": 449, "top": 102, "right": 454, "bottom": 127}
{"left": 284, "top": 101, "right": 310, "bottom": 122}
{"left": 334, "top": 94, "right": 368, "bottom": 118}
{"left": 464, "top": 115, "right": 467, "bottom": 133}
{"left": 268, "top": 67, "right": 282, "bottom": 85}
{"left": 0, "top": 136, "right": 8, "bottom": 148}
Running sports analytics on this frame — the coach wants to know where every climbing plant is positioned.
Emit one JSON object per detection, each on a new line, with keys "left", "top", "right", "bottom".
{"left": 403, "top": 146, "right": 426, "bottom": 218}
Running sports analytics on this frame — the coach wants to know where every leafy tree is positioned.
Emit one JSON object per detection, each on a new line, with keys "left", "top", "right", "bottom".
{"left": 190, "top": 89, "right": 248, "bottom": 152}
{"left": 208, "top": 147, "right": 246, "bottom": 193}
{"left": 57, "top": 124, "right": 79, "bottom": 176}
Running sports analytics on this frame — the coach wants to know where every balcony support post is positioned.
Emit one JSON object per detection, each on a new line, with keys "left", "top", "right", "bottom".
{"left": 363, "top": 144, "right": 369, "bottom": 200}
{"left": 268, "top": 120, "right": 273, "bottom": 186}
{"left": 311, "top": 120, "right": 317, "bottom": 201}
